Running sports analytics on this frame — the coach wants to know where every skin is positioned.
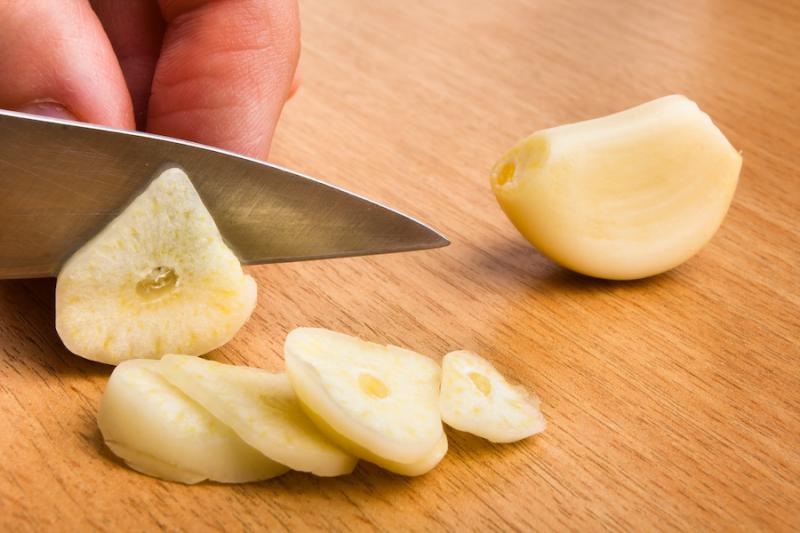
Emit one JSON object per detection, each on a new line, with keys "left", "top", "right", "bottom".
{"left": 0, "top": 0, "right": 300, "bottom": 159}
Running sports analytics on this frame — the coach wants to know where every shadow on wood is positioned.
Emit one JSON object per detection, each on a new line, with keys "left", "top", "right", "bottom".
{"left": 0, "top": 278, "right": 108, "bottom": 377}
{"left": 467, "top": 238, "right": 681, "bottom": 294}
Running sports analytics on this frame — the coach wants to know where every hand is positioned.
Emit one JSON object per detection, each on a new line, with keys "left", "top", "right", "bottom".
{"left": 0, "top": 0, "right": 300, "bottom": 159}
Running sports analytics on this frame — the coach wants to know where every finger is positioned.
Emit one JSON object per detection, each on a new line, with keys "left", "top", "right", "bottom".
{"left": 288, "top": 63, "right": 301, "bottom": 99}
{"left": 0, "top": 0, "right": 134, "bottom": 128}
{"left": 149, "top": 0, "right": 300, "bottom": 159}
{"left": 90, "top": 0, "right": 166, "bottom": 130}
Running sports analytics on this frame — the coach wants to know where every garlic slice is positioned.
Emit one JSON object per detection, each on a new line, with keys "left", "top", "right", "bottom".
{"left": 158, "top": 355, "right": 357, "bottom": 477}
{"left": 98, "top": 359, "right": 288, "bottom": 484}
{"left": 285, "top": 328, "right": 444, "bottom": 466}
{"left": 439, "top": 351, "right": 545, "bottom": 443}
{"left": 56, "top": 167, "right": 256, "bottom": 364}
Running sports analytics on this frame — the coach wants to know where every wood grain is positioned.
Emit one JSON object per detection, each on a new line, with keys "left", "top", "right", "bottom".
{"left": 2, "top": 0, "right": 799, "bottom": 530}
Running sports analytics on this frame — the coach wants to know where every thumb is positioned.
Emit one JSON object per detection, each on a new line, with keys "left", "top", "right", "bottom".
{"left": 147, "top": 0, "right": 300, "bottom": 159}
{"left": 0, "top": 0, "right": 134, "bottom": 128}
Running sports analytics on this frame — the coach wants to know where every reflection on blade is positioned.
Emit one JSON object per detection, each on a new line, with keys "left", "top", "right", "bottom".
{"left": 0, "top": 110, "right": 448, "bottom": 278}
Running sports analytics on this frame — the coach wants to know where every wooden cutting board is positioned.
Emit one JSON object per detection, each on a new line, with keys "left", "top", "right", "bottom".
{"left": 1, "top": 0, "right": 798, "bottom": 530}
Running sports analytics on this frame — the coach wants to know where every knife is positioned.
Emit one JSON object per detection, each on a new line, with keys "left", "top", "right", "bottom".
{"left": 0, "top": 110, "right": 448, "bottom": 279}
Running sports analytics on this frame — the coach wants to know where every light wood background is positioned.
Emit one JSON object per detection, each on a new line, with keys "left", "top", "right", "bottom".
{"left": 2, "top": 0, "right": 798, "bottom": 530}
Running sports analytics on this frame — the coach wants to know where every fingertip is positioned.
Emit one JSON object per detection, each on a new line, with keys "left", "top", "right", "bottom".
{"left": 288, "top": 64, "right": 302, "bottom": 100}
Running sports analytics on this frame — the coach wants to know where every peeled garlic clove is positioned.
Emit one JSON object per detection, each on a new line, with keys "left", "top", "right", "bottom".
{"left": 285, "top": 328, "right": 444, "bottom": 466}
{"left": 56, "top": 167, "right": 256, "bottom": 364}
{"left": 439, "top": 351, "right": 545, "bottom": 443}
{"left": 490, "top": 95, "right": 742, "bottom": 280}
{"left": 158, "top": 355, "right": 357, "bottom": 477}
{"left": 98, "top": 359, "right": 288, "bottom": 484}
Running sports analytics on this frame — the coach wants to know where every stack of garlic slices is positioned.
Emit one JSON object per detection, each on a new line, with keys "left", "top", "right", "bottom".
{"left": 56, "top": 168, "right": 545, "bottom": 483}
{"left": 99, "top": 328, "right": 546, "bottom": 483}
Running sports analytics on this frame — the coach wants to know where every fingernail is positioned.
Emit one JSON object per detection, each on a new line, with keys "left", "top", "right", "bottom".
{"left": 14, "top": 100, "right": 76, "bottom": 120}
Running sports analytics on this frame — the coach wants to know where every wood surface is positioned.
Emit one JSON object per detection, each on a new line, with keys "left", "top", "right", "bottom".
{"left": 2, "top": 0, "right": 799, "bottom": 530}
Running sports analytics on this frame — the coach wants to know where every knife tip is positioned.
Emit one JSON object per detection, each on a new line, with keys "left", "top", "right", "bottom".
{"left": 429, "top": 232, "right": 451, "bottom": 249}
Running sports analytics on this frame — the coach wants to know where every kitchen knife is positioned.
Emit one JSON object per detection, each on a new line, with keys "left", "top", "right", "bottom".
{"left": 0, "top": 110, "right": 448, "bottom": 279}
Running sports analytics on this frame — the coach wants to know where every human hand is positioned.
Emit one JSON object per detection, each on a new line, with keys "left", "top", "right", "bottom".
{"left": 0, "top": 0, "right": 300, "bottom": 159}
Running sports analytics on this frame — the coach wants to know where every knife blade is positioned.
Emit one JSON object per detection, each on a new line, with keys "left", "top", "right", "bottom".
{"left": 0, "top": 110, "right": 448, "bottom": 279}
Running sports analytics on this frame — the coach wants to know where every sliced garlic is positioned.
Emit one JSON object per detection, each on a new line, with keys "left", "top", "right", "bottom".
{"left": 98, "top": 359, "right": 288, "bottom": 484}
{"left": 103, "top": 442, "right": 205, "bottom": 485}
{"left": 490, "top": 95, "right": 742, "bottom": 280}
{"left": 56, "top": 167, "right": 256, "bottom": 364}
{"left": 285, "top": 328, "right": 444, "bottom": 467}
{"left": 439, "top": 351, "right": 545, "bottom": 443}
{"left": 375, "top": 433, "right": 448, "bottom": 476}
{"left": 158, "top": 355, "right": 357, "bottom": 477}
{"left": 301, "top": 401, "right": 448, "bottom": 476}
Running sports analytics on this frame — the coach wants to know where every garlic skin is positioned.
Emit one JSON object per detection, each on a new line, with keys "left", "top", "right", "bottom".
{"left": 490, "top": 95, "right": 742, "bottom": 280}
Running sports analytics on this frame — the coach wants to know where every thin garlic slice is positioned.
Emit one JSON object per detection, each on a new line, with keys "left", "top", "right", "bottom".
{"left": 56, "top": 167, "right": 256, "bottom": 364}
{"left": 158, "top": 355, "right": 357, "bottom": 477}
{"left": 285, "top": 328, "right": 444, "bottom": 466}
{"left": 98, "top": 359, "right": 288, "bottom": 484}
{"left": 439, "top": 351, "right": 545, "bottom": 443}
{"left": 300, "top": 401, "right": 449, "bottom": 476}
{"left": 369, "top": 433, "right": 448, "bottom": 476}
